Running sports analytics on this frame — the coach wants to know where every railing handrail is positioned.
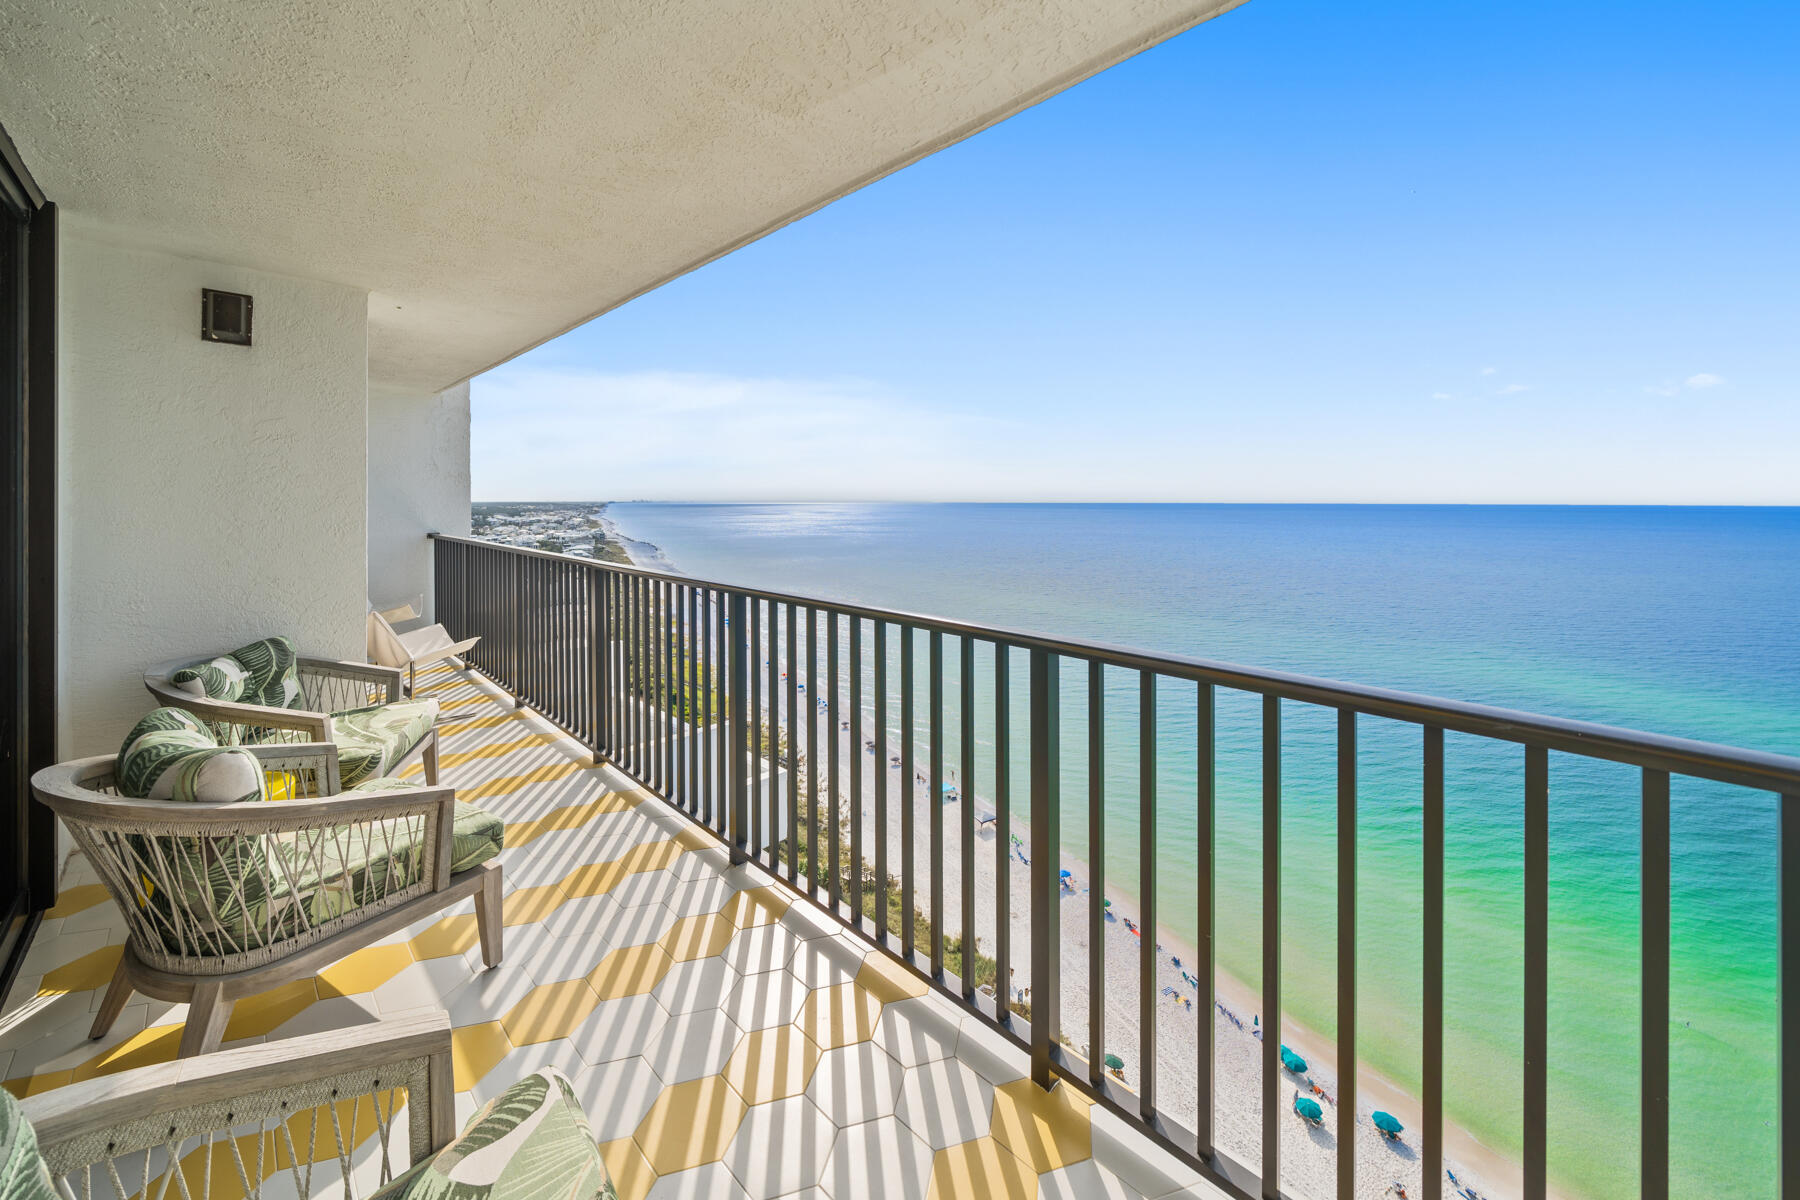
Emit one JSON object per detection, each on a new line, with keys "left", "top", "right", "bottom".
{"left": 431, "top": 531, "right": 1800, "bottom": 794}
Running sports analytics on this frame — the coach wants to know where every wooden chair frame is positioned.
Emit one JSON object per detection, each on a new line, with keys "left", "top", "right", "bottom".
{"left": 144, "top": 654, "right": 440, "bottom": 786}
{"left": 31, "top": 748, "right": 502, "bottom": 1058}
{"left": 21, "top": 1012, "right": 457, "bottom": 1200}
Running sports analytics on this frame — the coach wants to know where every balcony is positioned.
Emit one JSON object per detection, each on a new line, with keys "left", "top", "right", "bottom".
{"left": 1, "top": 648, "right": 1223, "bottom": 1200}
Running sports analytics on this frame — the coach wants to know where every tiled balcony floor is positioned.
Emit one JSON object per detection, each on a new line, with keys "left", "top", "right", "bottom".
{"left": 2, "top": 664, "right": 1224, "bottom": 1200}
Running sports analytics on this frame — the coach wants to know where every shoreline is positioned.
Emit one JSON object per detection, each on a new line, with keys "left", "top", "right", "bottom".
{"left": 604, "top": 505, "right": 1559, "bottom": 1200}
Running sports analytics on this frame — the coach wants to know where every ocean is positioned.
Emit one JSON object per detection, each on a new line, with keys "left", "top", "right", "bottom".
{"left": 605, "top": 501, "right": 1797, "bottom": 1200}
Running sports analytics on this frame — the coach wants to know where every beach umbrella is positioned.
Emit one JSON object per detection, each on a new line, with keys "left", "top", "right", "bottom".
{"left": 1280, "top": 1046, "right": 1308, "bottom": 1074}
{"left": 1293, "top": 1095, "right": 1324, "bottom": 1123}
{"left": 1103, "top": 898, "right": 1112, "bottom": 907}
{"left": 1060, "top": 869, "right": 1072, "bottom": 879}
{"left": 1103, "top": 1053, "right": 1125, "bottom": 1071}
{"left": 1372, "top": 1111, "right": 1404, "bottom": 1135}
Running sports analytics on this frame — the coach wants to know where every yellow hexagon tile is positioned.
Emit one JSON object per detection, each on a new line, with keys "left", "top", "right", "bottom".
{"left": 632, "top": 1074, "right": 748, "bottom": 1176}
{"left": 796, "top": 982, "right": 883, "bottom": 1049}
{"left": 5, "top": 1070, "right": 72, "bottom": 1099}
{"left": 222, "top": 978, "right": 321, "bottom": 1039}
{"left": 68, "top": 1024, "right": 182, "bottom": 1083}
{"left": 660, "top": 913, "right": 735, "bottom": 962}
{"left": 562, "top": 859, "right": 627, "bottom": 899}
{"left": 316, "top": 942, "right": 414, "bottom": 997}
{"left": 615, "top": 839, "right": 681, "bottom": 876}
{"left": 502, "top": 884, "right": 570, "bottom": 928}
{"left": 720, "top": 886, "right": 789, "bottom": 928}
{"left": 450, "top": 1021, "right": 514, "bottom": 1090}
{"left": 988, "top": 1077, "right": 1093, "bottom": 1172}
{"left": 671, "top": 826, "right": 714, "bottom": 853}
{"left": 588, "top": 942, "right": 675, "bottom": 1001}
{"left": 38, "top": 943, "right": 124, "bottom": 995}
{"left": 499, "top": 977, "right": 601, "bottom": 1046}
{"left": 411, "top": 913, "right": 481, "bottom": 960}
{"left": 928, "top": 1135, "right": 1037, "bottom": 1200}
{"left": 43, "top": 884, "right": 110, "bottom": 919}
{"left": 722, "top": 1025, "right": 822, "bottom": 1105}
{"left": 856, "top": 951, "right": 929, "bottom": 1005}
{"left": 597, "top": 1136, "right": 655, "bottom": 1200}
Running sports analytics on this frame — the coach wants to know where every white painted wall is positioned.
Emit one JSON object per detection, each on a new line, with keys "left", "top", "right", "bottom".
{"left": 57, "top": 222, "right": 370, "bottom": 757}
{"left": 368, "top": 381, "right": 471, "bottom": 622}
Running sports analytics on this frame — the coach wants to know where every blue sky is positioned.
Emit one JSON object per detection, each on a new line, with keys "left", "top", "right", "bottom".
{"left": 473, "top": 0, "right": 1799, "bottom": 503}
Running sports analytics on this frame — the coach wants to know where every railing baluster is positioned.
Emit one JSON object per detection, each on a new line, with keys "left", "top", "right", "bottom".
{"left": 748, "top": 598, "right": 761, "bottom": 856}
{"left": 828, "top": 611, "right": 841, "bottom": 910}
{"left": 1524, "top": 745, "right": 1548, "bottom": 1200}
{"left": 807, "top": 606, "right": 819, "bottom": 895}
{"left": 1262, "top": 693, "right": 1281, "bottom": 1200}
{"left": 1424, "top": 725, "right": 1444, "bottom": 1200}
{"left": 729, "top": 591, "right": 748, "bottom": 863}
{"left": 930, "top": 629, "right": 945, "bottom": 980}
{"left": 901, "top": 624, "right": 916, "bottom": 962}
{"left": 874, "top": 621, "right": 889, "bottom": 945}
{"left": 1338, "top": 710, "right": 1357, "bottom": 1200}
{"left": 1197, "top": 681, "right": 1215, "bottom": 1161}
{"left": 961, "top": 636, "right": 977, "bottom": 1003}
{"left": 1140, "top": 670, "right": 1157, "bottom": 1119}
{"left": 850, "top": 618, "right": 864, "bottom": 927}
{"left": 995, "top": 642, "right": 1011, "bottom": 1026}
{"left": 787, "top": 601, "right": 800, "bottom": 883}
{"left": 1089, "top": 661, "right": 1105, "bottom": 1090}
{"left": 767, "top": 600, "right": 780, "bottom": 869}
{"left": 1641, "top": 768, "right": 1669, "bottom": 1200}
{"left": 1782, "top": 791, "right": 1798, "bottom": 1200}
{"left": 1029, "top": 647, "right": 1060, "bottom": 1089}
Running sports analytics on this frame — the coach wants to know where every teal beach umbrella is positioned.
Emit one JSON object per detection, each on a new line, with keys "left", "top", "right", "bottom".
{"left": 1372, "top": 1110, "right": 1404, "bottom": 1135}
{"left": 1280, "top": 1045, "right": 1308, "bottom": 1074}
{"left": 1293, "top": 1094, "right": 1324, "bottom": 1123}
{"left": 1103, "top": 1053, "right": 1125, "bottom": 1071}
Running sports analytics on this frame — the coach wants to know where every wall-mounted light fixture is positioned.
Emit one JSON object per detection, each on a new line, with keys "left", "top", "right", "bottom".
{"left": 200, "top": 288, "right": 252, "bottom": 346}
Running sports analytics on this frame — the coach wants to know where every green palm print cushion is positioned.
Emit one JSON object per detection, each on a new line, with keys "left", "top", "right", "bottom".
{"left": 116, "top": 707, "right": 268, "bottom": 804}
{"left": 169, "top": 654, "right": 249, "bottom": 702}
{"left": 330, "top": 699, "right": 439, "bottom": 786}
{"left": 226, "top": 636, "right": 305, "bottom": 709}
{"left": 0, "top": 1084, "right": 58, "bottom": 1200}
{"left": 370, "top": 1069, "right": 615, "bottom": 1200}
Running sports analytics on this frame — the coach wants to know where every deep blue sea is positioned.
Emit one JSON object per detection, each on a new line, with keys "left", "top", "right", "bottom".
{"left": 607, "top": 502, "right": 1799, "bottom": 1199}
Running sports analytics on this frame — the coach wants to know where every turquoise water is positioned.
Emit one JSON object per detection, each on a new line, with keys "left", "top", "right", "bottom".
{"left": 608, "top": 502, "right": 1796, "bottom": 1199}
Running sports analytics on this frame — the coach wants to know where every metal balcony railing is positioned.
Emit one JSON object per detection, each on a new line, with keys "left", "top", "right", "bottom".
{"left": 430, "top": 532, "right": 1798, "bottom": 1200}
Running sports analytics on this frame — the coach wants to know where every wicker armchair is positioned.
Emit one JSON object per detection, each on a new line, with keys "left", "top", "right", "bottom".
{"left": 31, "top": 745, "right": 502, "bottom": 1058}
{"left": 21, "top": 1013, "right": 457, "bottom": 1200}
{"left": 145, "top": 652, "right": 441, "bottom": 786}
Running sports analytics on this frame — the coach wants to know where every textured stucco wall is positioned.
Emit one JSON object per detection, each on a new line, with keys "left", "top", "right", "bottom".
{"left": 57, "top": 224, "right": 370, "bottom": 757}
{"left": 368, "top": 382, "right": 471, "bottom": 622}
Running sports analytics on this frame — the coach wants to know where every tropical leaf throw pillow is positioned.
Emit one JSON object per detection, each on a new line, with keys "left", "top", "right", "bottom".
{"left": 226, "top": 636, "right": 305, "bottom": 709}
{"left": 116, "top": 708, "right": 268, "bottom": 804}
{"left": 169, "top": 654, "right": 249, "bottom": 702}
{"left": 371, "top": 1070, "right": 615, "bottom": 1200}
{"left": 0, "top": 1083, "right": 59, "bottom": 1200}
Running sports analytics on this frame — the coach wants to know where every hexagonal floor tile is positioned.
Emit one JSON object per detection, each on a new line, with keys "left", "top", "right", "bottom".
{"left": 722, "top": 1026, "right": 821, "bottom": 1106}
{"left": 646, "top": 1161, "right": 750, "bottom": 1200}
{"left": 610, "top": 864, "right": 683, "bottom": 911}
{"left": 571, "top": 992, "right": 670, "bottom": 1068}
{"left": 1037, "top": 1159, "right": 1149, "bottom": 1200}
{"left": 720, "top": 968, "right": 811, "bottom": 1033}
{"left": 805, "top": 1040, "right": 905, "bottom": 1126}
{"left": 722, "top": 1094, "right": 835, "bottom": 1199}
{"left": 524, "top": 929, "right": 618, "bottom": 985}
{"left": 664, "top": 873, "right": 737, "bottom": 917}
{"left": 598, "top": 1137, "right": 655, "bottom": 1200}
{"left": 570, "top": 1055, "right": 665, "bottom": 1142}
{"left": 719, "top": 923, "right": 802, "bottom": 976}
{"left": 499, "top": 977, "right": 601, "bottom": 1046}
{"left": 895, "top": 1058, "right": 994, "bottom": 1149}
{"left": 606, "top": 900, "right": 681, "bottom": 949}
{"left": 927, "top": 1136, "right": 1036, "bottom": 1200}
{"left": 856, "top": 951, "right": 929, "bottom": 1005}
{"left": 660, "top": 913, "right": 737, "bottom": 962}
{"left": 871, "top": 995, "right": 961, "bottom": 1068}
{"left": 589, "top": 942, "right": 676, "bottom": 1001}
{"left": 824, "top": 1114, "right": 933, "bottom": 1200}
{"left": 988, "top": 1077, "right": 1093, "bottom": 1173}
{"left": 471, "top": 1038, "right": 587, "bottom": 1105}
{"left": 794, "top": 982, "right": 882, "bottom": 1050}
{"left": 783, "top": 937, "right": 860, "bottom": 991}
{"left": 653, "top": 955, "right": 739, "bottom": 1016}
{"left": 634, "top": 1075, "right": 748, "bottom": 1176}
{"left": 642, "top": 1007, "right": 744, "bottom": 1085}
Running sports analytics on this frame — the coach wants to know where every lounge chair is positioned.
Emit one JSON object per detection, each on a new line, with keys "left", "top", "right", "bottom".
{"left": 12, "top": 1012, "right": 616, "bottom": 1200}
{"left": 145, "top": 636, "right": 441, "bottom": 787}
{"left": 31, "top": 707, "right": 502, "bottom": 1058}
{"left": 367, "top": 600, "right": 481, "bottom": 697}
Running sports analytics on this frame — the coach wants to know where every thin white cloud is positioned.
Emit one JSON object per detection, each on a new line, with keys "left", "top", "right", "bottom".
{"left": 1685, "top": 373, "right": 1725, "bottom": 389}
{"left": 1479, "top": 366, "right": 1497, "bottom": 376}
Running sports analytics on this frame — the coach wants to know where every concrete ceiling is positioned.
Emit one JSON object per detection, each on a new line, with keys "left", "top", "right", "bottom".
{"left": 1, "top": 0, "right": 1245, "bottom": 394}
